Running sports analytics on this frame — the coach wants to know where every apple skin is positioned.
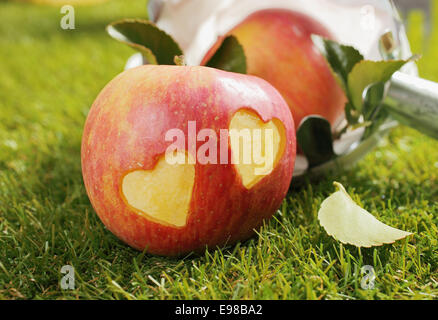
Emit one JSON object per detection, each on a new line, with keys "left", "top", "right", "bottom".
{"left": 81, "top": 65, "right": 296, "bottom": 256}
{"left": 202, "top": 9, "right": 347, "bottom": 130}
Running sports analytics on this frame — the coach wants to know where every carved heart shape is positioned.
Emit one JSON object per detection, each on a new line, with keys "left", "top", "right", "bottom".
{"left": 122, "top": 153, "right": 195, "bottom": 227}
{"left": 230, "top": 110, "right": 286, "bottom": 189}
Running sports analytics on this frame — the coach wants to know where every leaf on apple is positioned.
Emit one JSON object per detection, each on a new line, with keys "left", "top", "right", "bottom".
{"left": 312, "top": 35, "right": 415, "bottom": 113}
{"left": 312, "top": 35, "right": 364, "bottom": 91}
{"left": 106, "top": 19, "right": 183, "bottom": 65}
{"left": 318, "top": 182, "right": 413, "bottom": 248}
{"left": 205, "top": 35, "right": 247, "bottom": 74}
{"left": 348, "top": 59, "right": 411, "bottom": 112}
{"left": 297, "top": 116, "right": 336, "bottom": 168}
{"left": 312, "top": 35, "right": 419, "bottom": 150}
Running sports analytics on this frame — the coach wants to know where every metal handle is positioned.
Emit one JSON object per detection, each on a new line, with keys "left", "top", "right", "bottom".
{"left": 385, "top": 72, "right": 438, "bottom": 140}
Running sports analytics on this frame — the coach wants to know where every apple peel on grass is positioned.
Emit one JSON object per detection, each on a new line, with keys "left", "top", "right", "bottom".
{"left": 318, "top": 182, "right": 413, "bottom": 248}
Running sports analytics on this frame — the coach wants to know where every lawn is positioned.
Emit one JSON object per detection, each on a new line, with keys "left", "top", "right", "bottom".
{"left": 0, "top": 0, "right": 437, "bottom": 300}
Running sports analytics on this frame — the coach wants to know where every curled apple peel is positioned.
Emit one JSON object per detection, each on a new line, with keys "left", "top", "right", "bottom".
{"left": 318, "top": 182, "right": 413, "bottom": 248}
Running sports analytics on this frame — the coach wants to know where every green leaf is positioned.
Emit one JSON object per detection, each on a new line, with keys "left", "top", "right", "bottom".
{"left": 301, "top": 38, "right": 417, "bottom": 169}
{"left": 348, "top": 60, "right": 410, "bottom": 112}
{"left": 312, "top": 35, "right": 364, "bottom": 90}
{"left": 205, "top": 36, "right": 247, "bottom": 74}
{"left": 107, "top": 19, "right": 183, "bottom": 65}
{"left": 297, "top": 116, "right": 336, "bottom": 168}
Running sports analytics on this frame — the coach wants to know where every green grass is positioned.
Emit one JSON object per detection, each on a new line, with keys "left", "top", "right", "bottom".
{"left": 0, "top": 0, "right": 437, "bottom": 300}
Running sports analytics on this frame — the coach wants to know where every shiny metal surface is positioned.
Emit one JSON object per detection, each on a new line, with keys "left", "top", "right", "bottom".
{"left": 386, "top": 72, "right": 438, "bottom": 139}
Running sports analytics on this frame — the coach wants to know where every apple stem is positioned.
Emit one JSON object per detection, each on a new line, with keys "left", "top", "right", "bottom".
{"left": 174, "top": 55, "right": 187, "bottom": 66}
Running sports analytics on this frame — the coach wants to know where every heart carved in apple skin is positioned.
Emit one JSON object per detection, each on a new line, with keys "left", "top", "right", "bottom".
{"left": 202, "top": 9, "right": 347, "bottom": 130}
{"left": 81, "top": 65, "right": 296, "bottom": 256}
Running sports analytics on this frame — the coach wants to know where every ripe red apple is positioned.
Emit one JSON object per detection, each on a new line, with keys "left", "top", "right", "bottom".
{"left": 81, "top": 65, "right": 296, "bottom": 256}
{"left": 202, "top": 9, "right": 346, "bottom": 130}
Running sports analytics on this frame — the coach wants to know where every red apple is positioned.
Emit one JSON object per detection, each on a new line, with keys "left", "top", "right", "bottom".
{"left": 202, "top": 9, "right": 346, "bottom": 130}
{"left": 81, "top": 65, "right": 296, "bottom": 256}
